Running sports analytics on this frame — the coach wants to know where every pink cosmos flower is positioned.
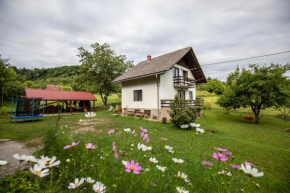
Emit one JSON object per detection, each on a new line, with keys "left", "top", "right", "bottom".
{"left": 230, "top": 164, "right": 241, "bottom": 170}
{"left": 202, "top": 161, "right": 213, "bottom": 166}
{"left": 245, "top": 161, "right": 256, "bottom": 168}
{"left": 140, "top": 132, "right": 145, "bottom": 138}
{"left": 85, "top": 143, "right": 97, "bottom": 149}
{"left": 124, "top": 160, "right": 142, "bottom": 174}
{"left": 215, "top": 147, "right": 228, "bottom": 152}
{"left": 108, "top": 129, "right": 115, "bottom": 134}
{"left": 131, "top": 130, "right": 137, "bottom": 136}
{"left": 224, "top": 151, "right": 232, "bottom": 156}
{"left": 140, "top": 127, "right": 147, "bottom": 133}
{"left": 112, "top": 142, "right": 118, "bottom": 159}
{"left": 212, "top": 152, "right": 228, "bottom": 161}
{"left": 64, "top": 141, "right": 80, "bottom": 149}
{"left": 151, "top": 183, "right": 157, "bottom": 187}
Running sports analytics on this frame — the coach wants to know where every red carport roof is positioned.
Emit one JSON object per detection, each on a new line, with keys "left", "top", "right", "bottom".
{"left": 25, "top": 88, "right": 97, "bottom": 101}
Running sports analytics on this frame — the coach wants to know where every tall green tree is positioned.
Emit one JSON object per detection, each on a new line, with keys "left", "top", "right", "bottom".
{"left": 0, "top": 55, "right": 18, "bottom": 106}
{"left": 78, "top": 43, "right": 133, "bottom": 108}
{"left": 217, "top": 64, "right": 290, "bottom": 123}
{"left": 199, "top": 78, "right": 225, "bottom": 94}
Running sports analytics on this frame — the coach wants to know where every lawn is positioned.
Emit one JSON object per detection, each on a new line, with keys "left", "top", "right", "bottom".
{"left": 0, "top": 97, "right": 289, "bottom": 192}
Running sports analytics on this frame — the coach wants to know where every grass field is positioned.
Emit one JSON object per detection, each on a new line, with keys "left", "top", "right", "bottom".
{"left": 0, "top": 97, "right": 289, "bottom": 192}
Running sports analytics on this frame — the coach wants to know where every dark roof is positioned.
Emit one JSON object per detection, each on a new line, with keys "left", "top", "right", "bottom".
{"left": 25, "top": 89, "right": 97, "bottom": 101}
{"left": 112, "top": 47, "right": 207, "bottom": 83}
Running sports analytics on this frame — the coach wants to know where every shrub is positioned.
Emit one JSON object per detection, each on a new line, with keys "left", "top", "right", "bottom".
{"left": 162, "top": 116, "right": 167, "bottom": 123}
{"left": 169, "top": 95, "right": 197, "bottom": 128}
{"left": 0, "top": 171, "right": 41, "bottom": 192}
{"left": 204, "top": 102, "right": 212, "bottom": 110}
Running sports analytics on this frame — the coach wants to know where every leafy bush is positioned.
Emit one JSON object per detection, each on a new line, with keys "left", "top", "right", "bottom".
{"left": 196, "top": 90, "right": 216, "bottom": 97}
{"left": 169, "top": 95, "right": 197, "bottom": 128}
{"left": 0, "top": 171, "right": 41, "bottom": 193}
{"left": 204, "top": 102, "right": 212, "bottom": 110}
{"left": 162, "top": 116, "right": 167, "bottom": 123}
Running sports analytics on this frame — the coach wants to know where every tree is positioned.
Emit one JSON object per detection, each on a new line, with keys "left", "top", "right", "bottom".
{"left": 78, "top": 43, "right": 133, "bottom": 108}
{"left": 0, "top": 55, "right": 18, "bottom": 106}
{"left": 217, "top": 64, "right": 290, "bottom": 123}
{"left": 199, "top": 78, "right": 225, "bottom": 94}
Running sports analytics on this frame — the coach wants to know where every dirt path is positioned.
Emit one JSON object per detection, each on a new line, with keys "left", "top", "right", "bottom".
{"left": 0, "top": 139, "right": 41, "bottom": 179}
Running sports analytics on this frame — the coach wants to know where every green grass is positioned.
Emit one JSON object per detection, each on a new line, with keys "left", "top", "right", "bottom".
{"left": 0, "top": 97, "right": 289, "bottom": 192}
{"left": 94, "top": 93, "right": 121, "bottom": 108}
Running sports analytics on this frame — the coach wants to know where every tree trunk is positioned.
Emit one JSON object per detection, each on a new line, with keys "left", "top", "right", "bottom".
{"left": 250, "top": 102, "right": 261, "bottom": 124}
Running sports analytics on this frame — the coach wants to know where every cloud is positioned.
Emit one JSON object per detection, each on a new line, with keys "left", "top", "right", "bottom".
{"left": 0, "top": 0, "right": 289, "bottom": 80}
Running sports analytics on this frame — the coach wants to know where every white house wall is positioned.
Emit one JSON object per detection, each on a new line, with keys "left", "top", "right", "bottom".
{"left": 159, "top": 64, "right": 196, "bottom": 105}
{"left": 121, "top": 76, "right": 158, "bottom": 109}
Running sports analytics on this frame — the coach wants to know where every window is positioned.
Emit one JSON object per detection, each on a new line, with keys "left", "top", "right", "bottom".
{"left": 189, "top": 91, "right": 193, "bottom": 100}
{"left": 178, "top": 90, "right": 185, "bottom": 100}
{"left": 183, "top": 70, "right": 188, "bottom": 79}
{"left": 173, "top": 67, "right": 179, "bottom": 77}
{"left": 134, "top": 90, "right": 142, "bottom": 101}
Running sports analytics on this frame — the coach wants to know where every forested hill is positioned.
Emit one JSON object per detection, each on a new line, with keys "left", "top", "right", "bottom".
{"left": 10, "top": 65, "right": 92, "bottom": 91}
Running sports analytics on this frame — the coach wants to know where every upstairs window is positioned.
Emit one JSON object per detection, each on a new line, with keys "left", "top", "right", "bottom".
{"left": 134, "top": 90, "right": 142, "bottom": 101}
{"left": 173, "top": 67, "right": 179, "bottom": 77}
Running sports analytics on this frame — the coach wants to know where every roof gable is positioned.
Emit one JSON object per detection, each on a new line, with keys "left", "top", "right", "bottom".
{"left": 112, "top": 47, "right": 207, "bottom": 83}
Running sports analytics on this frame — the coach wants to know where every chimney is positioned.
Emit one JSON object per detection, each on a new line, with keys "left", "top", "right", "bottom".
{"left": 147, "top": 55, "right": 151, "bottom": 61}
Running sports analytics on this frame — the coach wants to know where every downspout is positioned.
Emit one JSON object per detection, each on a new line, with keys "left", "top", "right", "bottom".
{"left": 156, "top": 74, "right": 160, "bottom": 120}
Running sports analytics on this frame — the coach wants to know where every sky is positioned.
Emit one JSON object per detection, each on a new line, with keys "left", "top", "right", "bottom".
{"left": 0, "top": 0, "right": 290, "bottom": 81}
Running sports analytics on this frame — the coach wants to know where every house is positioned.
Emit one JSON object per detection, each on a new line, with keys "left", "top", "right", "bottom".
{"left": 112, "top": 47, "right": 207, "bottom": 119}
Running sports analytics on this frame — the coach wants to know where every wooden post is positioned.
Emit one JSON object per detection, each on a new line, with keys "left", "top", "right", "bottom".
{"left": 93, "top": 101, "right": 95, "bottom": 111}
{"left": 70, "top": 101, "right": 72, "bottom": 113}
{"left": 45, "top": 100, "right": 48, "bottom": 114}
{"left": 83, "top": 101, "right": 85, "bottom": 112}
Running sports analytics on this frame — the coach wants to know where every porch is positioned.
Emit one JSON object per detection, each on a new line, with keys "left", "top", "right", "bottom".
{"left": 160, "top": 98, "right": 204, "bottom": 108}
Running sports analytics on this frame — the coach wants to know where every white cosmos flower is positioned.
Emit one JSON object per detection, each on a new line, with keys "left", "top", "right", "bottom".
{"left": 68, "top": 178, "right": 85, "bottom": 189}
{"left": 29, "top": 164, "right": 49, "bottom": 177}
{"left": 123, "top": 128, "right": 131, "bottom": 132}
{"left": 172, "top": 158, "right": 184, "bottom": 164}
{"left": 144, "top": 168, "right": 150, "bottom": 172}
{"left": 146, "top": 146, "right": 152, "bottom": 151}
{"left": 93, "top": 181, "right": 106, "bottom": 193}
{"left": 0, "top": 160, "right": 8, "bottom": 165}
{"left": 180, "top": 124, "right": 189, "bottom": 129}
{"left": 26, "top": 156, "right": 38, "bottom": 162}
{"left": 196, "top": 128, "right": 205, "bottom": 133}
{"left": 241, "top": 163, "right": 264, "bottom": 177}
{"left": 177, "top": 187, "right": 189, "bottom": 193}
{"left": 164, "top": 146, "right": 173, "bottom": 151}
{"left": 38, "top": 156, "right": 60, "bottom": 168}
{"left": 13, "top": 154, "right": 28, "bottom": 161}
{"left": 149, "top": 158, "right": 158, "bottom": 163}
{"left": 79, "top": 119, "right": 83, "bottom": 122}
{"left": 122, "top": 160, "right": 128, "bottom": 166}
{"left": 176, "top": 171, "right": 190, "bottom": 182}
{"left": 138, "top": 143, "right": 148, "bottom": 151}
{"left": 85, "top": 112, "right": 96, "bottom": 117}
{"left": 156, "top": 165, "right": 166, "bottom": 172}
{"left": 86, "top": 177, "right": 95, "bottom": 183}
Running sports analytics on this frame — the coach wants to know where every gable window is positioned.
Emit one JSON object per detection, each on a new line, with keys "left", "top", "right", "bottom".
{"left": 183, "top": 70, "right": 188, "bottom": 79}
{"left": 189, "top": 91, "right": 193, "bottom": 100}
{"left": 134, "top": 90, "right": 142, "bottom": 101}
{"left": 173, "top": 67, "right": 179, "bottom": 78}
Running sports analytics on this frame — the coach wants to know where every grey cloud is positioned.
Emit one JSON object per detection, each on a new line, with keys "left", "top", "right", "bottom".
{"left": 0, "top": 0, "right": 289, "bottom": 80}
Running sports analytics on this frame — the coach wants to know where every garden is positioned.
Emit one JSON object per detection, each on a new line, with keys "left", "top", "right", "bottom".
{"left": 0, "top": 96, "right": 289, "bottom": 193}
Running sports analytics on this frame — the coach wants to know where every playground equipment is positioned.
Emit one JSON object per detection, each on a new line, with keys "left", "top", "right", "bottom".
{"left": 10, "top": 96, "right": 45, "bottom": 122}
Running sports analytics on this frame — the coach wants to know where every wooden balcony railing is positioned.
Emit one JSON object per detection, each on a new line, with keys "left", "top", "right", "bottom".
{"left": 173, "top": 76, "right": 195, "bottom": 87}
{"left": 161, "top": 98, "right": 204, "bottom": 108}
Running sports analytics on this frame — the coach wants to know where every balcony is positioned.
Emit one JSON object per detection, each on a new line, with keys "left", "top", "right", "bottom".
{"left": 173, "top": 76, "right": 195, "bottom": 88}
{"left": 161, "top": 98, "right": 204, "bottom": 108}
